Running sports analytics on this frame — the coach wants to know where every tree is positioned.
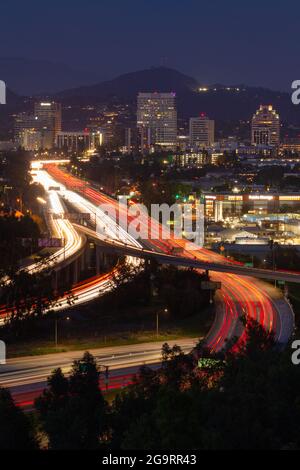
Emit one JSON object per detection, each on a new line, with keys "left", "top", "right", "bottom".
{"left": 0, "top": 263, "right": 70, "bottom": 340}
{"left": 35, "top": 352, "right": 106, "bottom": 449}
{"left": 0, "top": 214, "right": 40, "bottom": 271}
{"left": 0, "top": 387, "right": 37, "bottom": 449}
{"left": 109, "top": 365, "right": 160, "bottom": 449}
{"left": 110, "top": 320, "right": 300, "bottom": 450}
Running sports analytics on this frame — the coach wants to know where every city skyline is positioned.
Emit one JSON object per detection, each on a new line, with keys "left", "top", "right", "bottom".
{"left": 1, "top": 1, "right": 300, "bottom": 456}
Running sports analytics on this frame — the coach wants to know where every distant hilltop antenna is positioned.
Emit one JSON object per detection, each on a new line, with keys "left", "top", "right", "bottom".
{"left": 160, "top": 56, "right": 168, "bottom": 67}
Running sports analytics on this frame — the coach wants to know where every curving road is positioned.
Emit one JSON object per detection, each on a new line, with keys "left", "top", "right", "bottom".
{"left": 0, "top": 339, "right": 197, "bottom": 408}
{"left": 0, "top": 162, "right": 295, "bottom": 406}
{"left": 44, "top": 164, "right": 295, "bottom": 353}
{"left": 0, "top": 170, "right": 141, "bottom": 321}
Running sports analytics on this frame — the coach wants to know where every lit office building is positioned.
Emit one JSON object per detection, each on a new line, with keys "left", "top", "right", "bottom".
{"left": 251, "top": 105, "right": 280, "bottom": 146}
{"left": 204, "top": 193, "right": 300, "bottom": 220}
{"left": 189, "top": 114, "right": 214, "bottom": 148}
{"left": 14, "top": 102, "right": 62, "bottom": 150}
{"left": 137, "top": 92, "right": 177, "bottom": 150}
{"left": 34, "top": 101, "right": 62, "bottom": 148}
{"left": 175, "top": 151, "right": 222, "bottom": 167}
{"left": 175, "top": 152, "right": 210, "bottom": 167}
{"left": 14, "top": 113, "right": 37, "bottom": 146}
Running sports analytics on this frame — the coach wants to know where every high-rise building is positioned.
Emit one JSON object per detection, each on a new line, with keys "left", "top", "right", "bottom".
{"left": 137, "top": 92, "right": 177, "bottom": 150}
{"left": 14, "top": 112, "right": 53, "bottom": 150}
{"left": 251, "top": 105, "right": 280, "bottom": 146}
{"left": 14, "top": 113, "right": 37, "bottom": 146}
{"left": 189, "top": 114, "right": 214, "bottom": 148}
{"left": 14, "top": 102, "right": 62, "bottom": 150}
{"left": 34, "top": 101, "right": 62, "bottom": 148}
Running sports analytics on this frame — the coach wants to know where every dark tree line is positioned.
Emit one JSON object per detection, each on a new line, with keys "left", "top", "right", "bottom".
{"left": 0, "top": 387, "right": 37, "bottom": 450}
{"left": 0, "top": 215, "right": 40, "bottom": 270}
{"left": 2, "top": 319, "right": 300, "bottom": 450}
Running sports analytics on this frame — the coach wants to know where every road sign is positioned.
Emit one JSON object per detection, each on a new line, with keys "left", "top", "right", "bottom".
{"left": 79, "top": 361, "right": 88, "bottom": 373}
{"left": 65, "top": 212, "right": 91, "bottom": 222}
{"left": 201, "top": 281, "right": 222, "bottom": 290}
{"left": 244, "top": 262, "right": 254, "bottom": 268}
{"left": 198, "top": 358, "right": 223, "bottom": 370}
{"left": 20, "top": 237, "right": 34, "bottom": 247}
{"left": 38, "top": 237, "right": 63, "bottom": 248}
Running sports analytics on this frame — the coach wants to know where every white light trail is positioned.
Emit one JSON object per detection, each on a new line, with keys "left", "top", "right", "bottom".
{"left": 27, "top": 168, "right": 142, "bottom": 312}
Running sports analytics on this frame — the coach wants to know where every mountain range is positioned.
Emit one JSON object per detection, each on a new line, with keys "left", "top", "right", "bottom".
{"left": 56, "top": 67, "right": 199, "bottom": 100}
{"left": 55, "top": 67, "right": 300, "bottom": 126}
{"left": 1, "top": 60, "right": 300, "bottom": 128}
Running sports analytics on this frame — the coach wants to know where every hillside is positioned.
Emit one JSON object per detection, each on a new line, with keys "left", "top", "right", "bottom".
{"left": 56, "top": 67, "right": 300, "bottom": 126}
{"left": 1, "top": 64, "right": 300, "bottom": 129}
{"left": 56, "top": 67, "right": 198, "bottom": 101}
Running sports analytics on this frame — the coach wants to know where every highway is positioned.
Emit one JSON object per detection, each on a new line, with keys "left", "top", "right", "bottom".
{"left": 0, "top": 162, "right": 295, "bottom": 407}
{"left": 0, "top": 178, "right": 86, "bottom": 291}
{"left": 44, "top": 164, "right": 295, "bottom": 352}
{"left": 26, "top": 171, "right": 85, "bottom": 274}
{"left": 31, "top": 169, "right": 142, "bottom": 311}
{"left": 0, "top": 170, "right": 141, "bottom": 321}
{"left": 72, "top": 223, "right": 300, "bottom": 283}
{"left": 0, "top": 339, "right": 197, "bottom": 408}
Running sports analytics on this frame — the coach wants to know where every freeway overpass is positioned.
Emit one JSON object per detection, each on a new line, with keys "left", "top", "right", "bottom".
{"left": 40, "top": 164, "right": 296, "bottom": 353}
{"left": 73, "top": 223, "right": 300, "bottom": 284}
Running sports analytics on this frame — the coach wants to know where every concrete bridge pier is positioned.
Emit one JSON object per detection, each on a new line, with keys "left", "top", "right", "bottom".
{"left": 72, "top": 258, "right": 79, "bottom": 285}
{"left": 80, "top": 251, "right": 86, "bottom": 272}
{"left": 95, "top": 244, "right": 118, "bottom": 274}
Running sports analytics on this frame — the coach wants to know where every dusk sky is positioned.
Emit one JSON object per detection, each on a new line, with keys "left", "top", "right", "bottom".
{"left": 1, "top": 0, "right": 299, "bottom": 90}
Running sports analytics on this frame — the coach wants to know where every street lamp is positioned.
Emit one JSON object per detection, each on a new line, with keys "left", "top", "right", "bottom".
{"left": 156, "top": 308, "right": 168, "bottom": 338}
{"left": 55, "top": 315, "right": 70, "bottom": 347}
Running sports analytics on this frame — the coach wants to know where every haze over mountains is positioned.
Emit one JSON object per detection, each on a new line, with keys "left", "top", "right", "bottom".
{"left": 1, "top": 58, "right": 300, "bottom": 126}
{"left": 0, "top": 57, "right": 102, "bottom": 95}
